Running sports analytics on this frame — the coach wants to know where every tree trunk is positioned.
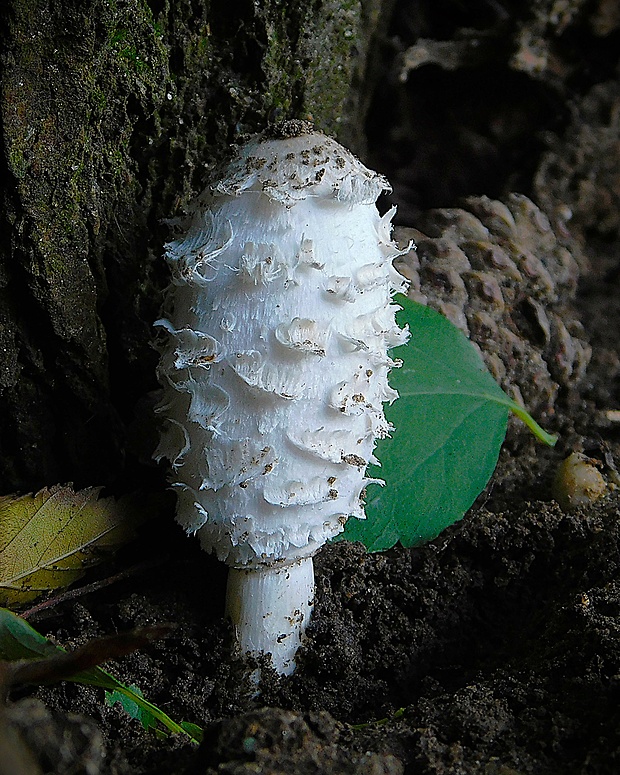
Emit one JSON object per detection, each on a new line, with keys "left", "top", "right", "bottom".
{"left": 0, "top": 0, "right": 388, "bottom": 493}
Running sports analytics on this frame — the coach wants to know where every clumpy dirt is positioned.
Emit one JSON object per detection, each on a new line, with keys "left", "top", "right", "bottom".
{"left": 6, "top": 1, "right": 620, "bottom": 773}
{"left": 12, "top": 465, "right": 620, "bottom": 774}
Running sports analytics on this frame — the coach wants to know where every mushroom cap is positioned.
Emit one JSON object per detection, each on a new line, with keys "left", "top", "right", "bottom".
{"left": 209, "top": 125, "right": 390, "bottom": 206}
{"left": 158, "top": 124, "right": 406, "bottom": 568}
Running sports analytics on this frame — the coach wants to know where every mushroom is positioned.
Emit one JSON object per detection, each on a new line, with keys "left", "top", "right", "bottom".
{"left": 154, "top": 120, "right": 409, "bottom": 675}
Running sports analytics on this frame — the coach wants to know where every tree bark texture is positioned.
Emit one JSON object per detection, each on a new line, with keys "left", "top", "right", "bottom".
{"left": 0, "top": 0, "right": 387, "bottom": 492}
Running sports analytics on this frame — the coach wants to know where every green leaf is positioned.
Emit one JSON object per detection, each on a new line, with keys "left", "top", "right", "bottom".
{"left": 105, "top": 686, "right": 160, "bottom": 732}
{"left": 0, "top": 608, "right": 202, "bottom": 744}
{"left": 341, "top": 296, "right": 556, "bottom": 551}
{"left": 102, "top": 683, "right": 201, "bottom": 743}
{"left": 105, "top": 684, "right": 196, "bottom": 741}
{"left": 179, "top": 722, "right": 204, "bottom": 743}
{"left": 0, "top": 607, "right": 60, "bottom": 661}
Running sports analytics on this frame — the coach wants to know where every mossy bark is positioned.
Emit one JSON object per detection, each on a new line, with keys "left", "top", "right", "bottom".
{"left": 0, "top": 0, "right": 387, "bottom": 492}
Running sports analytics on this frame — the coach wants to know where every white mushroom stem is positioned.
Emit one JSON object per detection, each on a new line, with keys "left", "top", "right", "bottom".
{"left": 155, "top": 120, "right": 409, "bottom": 674}
{"left": 226, "top": 557, "right": 314, "bottom": 675}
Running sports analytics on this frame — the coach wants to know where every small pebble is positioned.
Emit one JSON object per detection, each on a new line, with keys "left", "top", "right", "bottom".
{"left": 552, "top": 451, "right": 607, "bottom": 511}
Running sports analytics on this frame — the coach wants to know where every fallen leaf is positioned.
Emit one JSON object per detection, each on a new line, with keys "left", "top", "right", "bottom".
{"left": 340, "top": 296, "right": 555, "bottom": 551}
{"left": 0, "top": 485, "right": 146, "bottom": 608}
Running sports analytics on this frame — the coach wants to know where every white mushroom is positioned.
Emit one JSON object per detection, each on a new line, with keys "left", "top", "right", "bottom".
{"left": 155, "top": 120, "right": 409, "bottom": 675}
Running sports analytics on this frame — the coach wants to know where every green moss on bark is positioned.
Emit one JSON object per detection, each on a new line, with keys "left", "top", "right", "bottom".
{"left": 0, "top": 0, "right": 386, "bottom": 490}
{"left": 0, "top": 0, "right": 169, "bottom": 487}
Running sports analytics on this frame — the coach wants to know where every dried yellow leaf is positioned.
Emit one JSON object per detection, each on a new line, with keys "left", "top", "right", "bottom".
{"left": 0, "top": 484, "right": 145, "bottom": 608}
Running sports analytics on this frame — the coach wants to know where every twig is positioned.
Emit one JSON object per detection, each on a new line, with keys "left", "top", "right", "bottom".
{"left": 3, "top": 624, "right": 176, "bottom": 689}
{"left": 20, "top": 556, "right": 168, "bottom": 621}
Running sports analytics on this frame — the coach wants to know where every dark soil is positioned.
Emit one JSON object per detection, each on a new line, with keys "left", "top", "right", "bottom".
{"left": 11, "top": 451, "right": 620, "bottom": 774}
{"left": 5, "top": 1, "right": 620, "bottom": 773}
